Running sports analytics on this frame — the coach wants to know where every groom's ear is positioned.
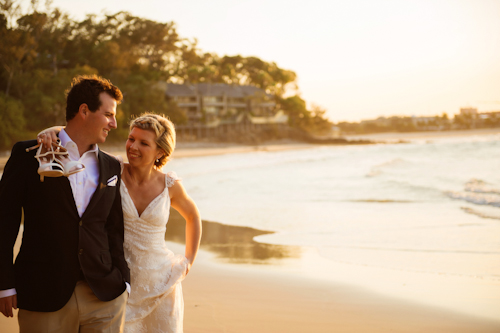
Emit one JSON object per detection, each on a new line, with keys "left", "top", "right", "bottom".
{"left": 78, "top": 103, "right": 89, "bottom": 119}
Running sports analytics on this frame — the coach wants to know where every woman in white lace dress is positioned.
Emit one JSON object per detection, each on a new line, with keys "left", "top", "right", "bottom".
{"left": 119, "top": 113, "right": 202, "bottom": 332}
{"left": 38, "top": 113, "right": 202, "bottom": 333}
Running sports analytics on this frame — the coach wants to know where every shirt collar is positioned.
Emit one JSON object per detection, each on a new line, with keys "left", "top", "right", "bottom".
{"left": 59, "top": 129, "right": 99, "bottom": 160}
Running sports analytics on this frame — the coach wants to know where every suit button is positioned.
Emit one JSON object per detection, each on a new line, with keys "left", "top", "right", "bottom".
{"left": 79, "top": 249, "right": 83, "bottom": 255}
{"left": 79, "top": 221, "right": 83, "bottom": 226}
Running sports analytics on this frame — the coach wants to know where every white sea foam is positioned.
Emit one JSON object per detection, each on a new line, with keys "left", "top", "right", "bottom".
{"left": 461, "top": 207, "right": 500, "bottom": 220}
{"left": 465, "top": 178, "right": 500, "bottom": 195}
{"left": 445, "top": 191, "right": 500, "bottom": 207}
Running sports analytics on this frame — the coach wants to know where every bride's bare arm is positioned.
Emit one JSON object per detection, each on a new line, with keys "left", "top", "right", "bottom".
{"left": 169, "top": 181, "right": 202, "bottom": 275}
{"left": 37, "top": 126, "right": 64, "bottom": 149}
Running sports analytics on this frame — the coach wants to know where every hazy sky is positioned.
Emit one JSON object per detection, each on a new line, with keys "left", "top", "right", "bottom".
{"left": 44, "top": 0, "right": 500, "bottom": 122}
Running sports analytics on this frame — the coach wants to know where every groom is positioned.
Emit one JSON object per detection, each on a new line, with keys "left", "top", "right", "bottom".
{"left": 0, "top": 75, "right": 130, "bottom": 332}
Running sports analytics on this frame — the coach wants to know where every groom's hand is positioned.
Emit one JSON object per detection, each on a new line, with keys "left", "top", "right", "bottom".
{"left": 0, "top": 295, "right": 17, "bottom": 317}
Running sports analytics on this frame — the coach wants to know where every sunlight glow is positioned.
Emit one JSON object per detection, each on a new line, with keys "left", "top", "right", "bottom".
{"left": 46, "top": 0, "right": 500, "bottom": 121}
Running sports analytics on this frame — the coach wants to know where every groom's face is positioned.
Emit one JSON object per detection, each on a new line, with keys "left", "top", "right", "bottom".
{"left": 84, "top": 92, "right": 118, "bottom": 144}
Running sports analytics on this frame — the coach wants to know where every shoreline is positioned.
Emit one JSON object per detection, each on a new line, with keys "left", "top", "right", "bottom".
{"left": 0, "top": 140, "right": 318, "bottom": 172}
{"left": 2, "top": 221, "right": 500, "bottom": 333}
{"left": 114, "top": 141, "right": 317, "bottom": 160}
{"left": 179, "top": 243, "right": 500, "bottom": 333}
{"left": 2, "top": 127, "right": 498, "bottom": 169}
{"left": 169, "top": 211, "right": 500, "bottom": 325}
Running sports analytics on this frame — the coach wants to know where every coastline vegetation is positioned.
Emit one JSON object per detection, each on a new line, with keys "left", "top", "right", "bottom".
{"left": 0, "top": 0, "right": 332, "bottom": 150}
{"left": 337, "top": 112, "right": 500, "bottom": 135}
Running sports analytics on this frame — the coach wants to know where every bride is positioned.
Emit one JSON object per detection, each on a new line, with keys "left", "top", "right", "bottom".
{"left": 40, "top": 113, "right": 202, "bottom": 332}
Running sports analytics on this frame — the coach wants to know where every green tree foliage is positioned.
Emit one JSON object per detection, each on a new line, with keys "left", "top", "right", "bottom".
{"left": 0, "top": 92, "right": 25, "bottom": 149}
{"left": 277, "top": 95, "right": 332, "bottom": 135}
{"left": 0, "top": 0, "right": 330, "bottom": 149}
{"left": 175, "top": 54, "right": 297, "bottom": 97}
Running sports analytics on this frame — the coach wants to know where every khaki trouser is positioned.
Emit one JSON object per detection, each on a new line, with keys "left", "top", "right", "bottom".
{"left": 18, "top": 280, "right": 128, "bottom": 333}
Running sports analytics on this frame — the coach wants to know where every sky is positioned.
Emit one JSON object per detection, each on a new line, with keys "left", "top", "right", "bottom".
{"left": 42, "top": 0, "right": 500, "bottom": 122}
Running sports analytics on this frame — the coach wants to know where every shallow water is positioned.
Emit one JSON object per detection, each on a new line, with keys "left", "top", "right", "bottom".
{"left": 167, "top": 132, "right": 500, "bottom": 320}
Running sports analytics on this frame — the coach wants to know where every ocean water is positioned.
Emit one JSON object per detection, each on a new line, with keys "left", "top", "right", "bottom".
{"left": 168, "top": 132, "right": 500, "bottom": 319}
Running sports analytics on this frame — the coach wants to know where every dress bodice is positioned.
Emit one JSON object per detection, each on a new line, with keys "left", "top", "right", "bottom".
{"left": 121, "top": 172, "right": 178, "bottom": 251}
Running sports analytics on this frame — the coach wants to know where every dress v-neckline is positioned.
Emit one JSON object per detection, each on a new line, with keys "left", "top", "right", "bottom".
{"left": 121, "top": 174, "right": 168, "bottom": 219}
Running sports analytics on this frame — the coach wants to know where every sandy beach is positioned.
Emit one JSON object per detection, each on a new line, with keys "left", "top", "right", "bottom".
{"left": 181, "top": 249, "right": 500, "bottom": 333}
{"left": 2, "top": 220, "right": 500, "bottom": 333}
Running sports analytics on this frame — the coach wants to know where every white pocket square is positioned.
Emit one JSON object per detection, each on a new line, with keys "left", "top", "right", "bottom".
{"left": 106, "top": 175, "right": 118, "bottom": 187}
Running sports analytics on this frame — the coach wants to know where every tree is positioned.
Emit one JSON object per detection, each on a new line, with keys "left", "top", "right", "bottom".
{"left": 277, "top": 95, "right": 332, "bottom": 134}
{"left": 0, "top": 92, "right": 25, "bottom": 149}
{"left": 0, "top": 1, "right": 330, "bottom": 147}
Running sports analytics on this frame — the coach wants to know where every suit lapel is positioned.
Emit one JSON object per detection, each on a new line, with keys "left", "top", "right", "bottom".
{"left": 82, "top": 150, "right": 109, "bottom": 219}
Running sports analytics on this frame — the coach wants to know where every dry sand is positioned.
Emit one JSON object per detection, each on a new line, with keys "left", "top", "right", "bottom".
{"left": 2, "top": 226, "right": 500, "bottom": 333}
{"left": 0, "top": 141, "right": 315, "bottom": 171}
{"left": 108, "top": 141, "right": 317, "bottom": 160}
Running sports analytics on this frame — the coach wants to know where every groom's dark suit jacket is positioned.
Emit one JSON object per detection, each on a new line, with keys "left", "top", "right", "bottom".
{"left": 0, "top": 140, "right": 130, "bottom": 312}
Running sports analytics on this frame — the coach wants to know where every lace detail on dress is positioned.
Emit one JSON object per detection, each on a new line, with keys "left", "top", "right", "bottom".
{"left": 166, "top": 171, "right": 179, "bottom": 188}
{"left": 120, "top": 170, "right": 188, "bottom": 333}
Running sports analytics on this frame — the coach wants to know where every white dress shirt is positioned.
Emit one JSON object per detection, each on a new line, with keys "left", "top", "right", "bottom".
{"left": 0, "top": 130, "right": 130, "bottom": 298}
{"left": 59, "top": 129, "right": 100, "bottom": 217}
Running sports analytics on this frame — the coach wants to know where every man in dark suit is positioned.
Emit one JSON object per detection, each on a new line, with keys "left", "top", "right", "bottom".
{"left": 0, "top": 75, "right": 130, "bottom": 332}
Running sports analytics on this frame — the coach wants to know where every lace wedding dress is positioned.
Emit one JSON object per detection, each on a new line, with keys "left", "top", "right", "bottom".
{"left": 120, "top": 171, "right": 189, "bottom": 333}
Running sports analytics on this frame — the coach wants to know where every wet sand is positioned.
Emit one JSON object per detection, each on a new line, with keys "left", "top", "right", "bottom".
{"left": 2, "top": 213, "right": 500, "bottom": 332}
{"left": 181, "top": 248, "right": 500, "bottom": 333}
{"left": 170, "top": 212, "right": 500, "bottom": 332}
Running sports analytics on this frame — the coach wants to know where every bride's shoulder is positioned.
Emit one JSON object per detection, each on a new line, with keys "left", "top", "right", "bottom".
{"left": 114, "top": 155, "right": 128, "bottom": 174}
{"left": 164, "top": 171, "right": 180, "bottom": 188}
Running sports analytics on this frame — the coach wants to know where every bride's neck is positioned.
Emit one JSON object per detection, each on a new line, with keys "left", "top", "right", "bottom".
{"left": 126, "top": 164, "right": 156, "bottom": 184}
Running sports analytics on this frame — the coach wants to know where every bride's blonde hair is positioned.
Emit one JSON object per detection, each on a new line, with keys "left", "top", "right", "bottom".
{"left": 129, "top": 112, "right": 176, "bottom": 169}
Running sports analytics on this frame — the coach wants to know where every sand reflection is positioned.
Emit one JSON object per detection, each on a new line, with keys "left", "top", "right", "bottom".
{"left": 166, "top": 209, "right": 301, "bottom": 264}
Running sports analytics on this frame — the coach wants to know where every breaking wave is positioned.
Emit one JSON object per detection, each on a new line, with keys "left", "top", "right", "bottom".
{"left": 461, "top": 207, "right": 500, "bottom": 220}
{"left": 366, "top": 158, "right": 406, "bottom": 177}
{"left": 465, "top": 179, "right": 500, "bottom": 195}
{"left": 445, "top": 191, "right": 500, "bottom": 208}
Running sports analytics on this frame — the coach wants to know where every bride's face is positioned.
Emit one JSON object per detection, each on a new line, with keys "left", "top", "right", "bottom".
{"left": 126, "top": 127, "right": 163, "bottom": 168}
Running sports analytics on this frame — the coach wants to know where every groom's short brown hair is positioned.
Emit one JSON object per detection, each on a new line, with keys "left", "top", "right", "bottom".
{"left": 66, "top": 75, "right": 123, "bottom": 121}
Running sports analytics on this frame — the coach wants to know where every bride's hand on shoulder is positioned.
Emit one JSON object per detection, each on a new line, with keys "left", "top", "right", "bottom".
{"left": 37, "top": 126, "right": 64, "bottom": 149}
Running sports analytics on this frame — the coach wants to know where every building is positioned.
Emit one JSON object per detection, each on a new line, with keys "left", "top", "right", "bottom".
{"left": 165, "top": 83, "right": 286, "bottom": 126}
{"left": 460, "top": 107, "right": 478, "bottom": 117}
{"left": 165, "top": 83, "right": 289, "bottom": 141}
